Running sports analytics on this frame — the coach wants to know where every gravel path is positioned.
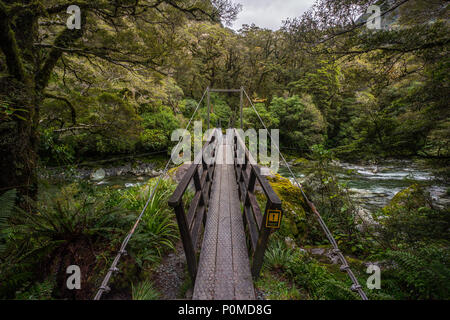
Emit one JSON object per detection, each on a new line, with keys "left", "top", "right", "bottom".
{"left": 152, "top": 242, "right": 188, "bottom": 300}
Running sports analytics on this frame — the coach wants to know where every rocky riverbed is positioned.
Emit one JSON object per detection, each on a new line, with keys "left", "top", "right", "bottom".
{"left": 280, "top": 159, "right": 449, "bottom": 211}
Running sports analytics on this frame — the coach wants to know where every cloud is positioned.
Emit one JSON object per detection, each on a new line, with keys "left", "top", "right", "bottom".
{"left": 231, "top": 0, "right": 316, "bottom": 31}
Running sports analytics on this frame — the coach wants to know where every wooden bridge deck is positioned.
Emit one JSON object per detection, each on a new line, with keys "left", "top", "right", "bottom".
{"left": 193, "top": 137, "right": 255, "bottom": 300}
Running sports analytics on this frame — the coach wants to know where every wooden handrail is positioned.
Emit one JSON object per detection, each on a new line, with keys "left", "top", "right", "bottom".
{"left": 233, "top": 128, "right": 283, "bottom": 279}
{"left": 168, "top": 129, "right": 219, "bottom": 281}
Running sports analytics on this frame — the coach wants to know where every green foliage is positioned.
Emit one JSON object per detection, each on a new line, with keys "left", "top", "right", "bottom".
{"left": 243, "top": 102, "right": 278, "bottom": 131}
{"left": 12, "top": 184, "right": 132, "bottom": 248}
{"left": 269, "top": 95, "right": 326, "bottom": 151}
{"left": 39, "top": 128, "right": 75, "bottom": 166}
{"left": 383, "top": 246, "right": 450, "bottom": 300}
{"left": 139, "top": 105, "right": 180, "bottom": 151}
{"left": 284, "top": 250, "right": 360, "bottom": 300}
{"left": 302, "top": 145, "right": 365, "bottom": 253}
{"left": 140, "top": 129, "right": 169, "bottom": 151}
{"left": 0, "top": 189, "right": 16, "bottom": 254}
{"left": 198, "top": 93, "right": 232, "bottom": 128}
{"left": 132, "top": 280, "right": 160, "bottom": 300}
{"left": 0, "top": 98, "right": 27, "bottom": 121}
{"left": 256, "top": 272, "right": 303, "bottom": 300}
{"left": 0, "top": 184, "right": 133, "bottom": 299}
{"left": 263, "top": 240, "right": 296, "bottom": 271}
{"left": 179, "top": 99, "right": 198, "bottom": 119}
{"left": 141, "top": 105, "right": 180, "bottom": 133}
{"left": 14, "top": 277, "right": 56, "bottom": 300}
{"left": 378, "top": 185, "right": 449, "bottom": 249}
{"left": 117, "top": 178, "right": 179, "bottom": 267}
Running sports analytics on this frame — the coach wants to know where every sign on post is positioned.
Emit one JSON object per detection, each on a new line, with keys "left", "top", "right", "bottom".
{"left": 266, "top": 209, "right": 282, "bottom": 229}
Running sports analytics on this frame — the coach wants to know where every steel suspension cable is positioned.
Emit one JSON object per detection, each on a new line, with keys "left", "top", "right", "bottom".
{"left": 94, "top": 89, "right": 208, "bottom": 300}
{"left": 243, "top": 89, "right": 368, "bottom": 300}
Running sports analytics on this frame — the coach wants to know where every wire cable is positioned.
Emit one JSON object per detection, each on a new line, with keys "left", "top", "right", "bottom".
{"left": 243, "top": 89, "right": 368, "bottom": 300}
{"left": 93, "top": 89, "right": 208, "bottom": 300}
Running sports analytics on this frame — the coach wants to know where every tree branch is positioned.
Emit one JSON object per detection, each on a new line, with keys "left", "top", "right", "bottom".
{"left": 35, "top": 20, "right": 84, "bottom": 91}
{"left": 44, "top": 93, "right": 77, "bottom": 125}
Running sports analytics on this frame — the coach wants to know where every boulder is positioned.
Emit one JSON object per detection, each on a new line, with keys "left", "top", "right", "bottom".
{"left": 383, "top": 183, "right": 433, "bottom": 215}
{"left": 355, "top": 207, "right": 378, "bottom": 232}
{"left": 90, "top": 168, "right": 105, "bottom": 181}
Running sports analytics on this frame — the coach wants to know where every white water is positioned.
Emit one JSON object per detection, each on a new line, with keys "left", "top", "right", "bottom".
{"left": 280, "top": 160, "right": 449, "bottom": 211}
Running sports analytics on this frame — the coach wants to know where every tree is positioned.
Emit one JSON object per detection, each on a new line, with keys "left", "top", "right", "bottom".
{"left": 0, "top": 0, "right": 240, "bottom": 206}
{"left": 269, "top": 95, "right": 326, "bottom": 151}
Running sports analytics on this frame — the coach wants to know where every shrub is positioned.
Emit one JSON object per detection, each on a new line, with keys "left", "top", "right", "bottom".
{"left": 119, "top": 178, "right": 180, "bottom": 267}
{"left": 264, "top": 240, "right": 296, "bottom": 271}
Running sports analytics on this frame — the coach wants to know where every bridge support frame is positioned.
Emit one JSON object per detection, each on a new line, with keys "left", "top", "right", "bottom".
{"left": 206, "top": 87, "right": 245, "bottom": 130}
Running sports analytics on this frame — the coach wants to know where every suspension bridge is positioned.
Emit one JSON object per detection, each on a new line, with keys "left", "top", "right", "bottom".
{"left": 94, "top": 88, "right": 368, "bottom": 301}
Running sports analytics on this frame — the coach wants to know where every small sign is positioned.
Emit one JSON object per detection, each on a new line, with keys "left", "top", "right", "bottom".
{"left": 266, "top": 209, "right": 282, "bottom": 229}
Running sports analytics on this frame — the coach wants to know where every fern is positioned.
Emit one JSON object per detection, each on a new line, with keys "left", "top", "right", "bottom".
{"left": 317, "top": 278, "right": 359, "bottom": 300}
{"left": 385, "top": 246, "right": 450, "bottom": 299}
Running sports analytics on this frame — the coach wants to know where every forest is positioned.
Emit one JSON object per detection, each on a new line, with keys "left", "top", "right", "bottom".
{"left": 0, "top": 0, "right": 449, "bottom": 301}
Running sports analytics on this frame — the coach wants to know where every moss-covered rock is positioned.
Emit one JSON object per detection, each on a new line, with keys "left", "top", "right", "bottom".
{"left": 292, "top": 158, "right": 311, "bottom": 167}
{"left": 266, "top": 173, "right": 308, "bottom": 243}
{"left": 383, "top": 183, "right": 433, "bottom": 215}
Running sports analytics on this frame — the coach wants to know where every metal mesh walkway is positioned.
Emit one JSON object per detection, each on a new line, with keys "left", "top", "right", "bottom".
{"left": 193, "top": 137, "right": 255, "bottom": 300}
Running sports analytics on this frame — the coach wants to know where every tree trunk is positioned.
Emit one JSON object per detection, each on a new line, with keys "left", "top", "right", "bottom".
{"left": 0, "top": 77, "right": 39, "bottom": 210}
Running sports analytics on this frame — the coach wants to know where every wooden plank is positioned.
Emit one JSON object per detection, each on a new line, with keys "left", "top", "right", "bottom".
{"left": 193, "top": 138, "right": 255, "bottom": 300}
{"left": 168, "top": 163, "right": 198, "bottom": 207}
{"left": 251, "top": 202, "right": 282, "bottom": 279}
{"left": 168, "top": 129, "right": 218, "bottom": 207}
{"left": 193, "top": 144, "right": 223, "bottom": 300}
{"left": 254, "top": 167, "right": 282, "bottom": 206}
{"left": 228, "top": 161, "right": 255, "bottom": 300}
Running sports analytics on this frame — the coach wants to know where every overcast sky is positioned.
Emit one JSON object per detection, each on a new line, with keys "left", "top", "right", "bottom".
{"left": 230, "top": 0, "right": 316, "bottom": 31}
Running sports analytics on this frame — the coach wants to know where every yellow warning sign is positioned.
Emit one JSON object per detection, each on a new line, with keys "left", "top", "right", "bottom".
{"left": 266, "top": 209, "right": 282, "bottom": 229}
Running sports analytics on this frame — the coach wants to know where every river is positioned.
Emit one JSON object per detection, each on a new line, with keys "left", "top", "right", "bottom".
{"left": 64, "top": 158, "right": 448, "bottom": 212}
{"left": 278, "top": 160, "right": 449, "bottom": 211}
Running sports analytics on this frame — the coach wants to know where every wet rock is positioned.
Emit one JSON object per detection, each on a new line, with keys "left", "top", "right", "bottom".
{"left": 355, "top": 207, "right": 378, "bottom": 232}
{"left": 284, "top": 237, "right": 296, "bottom": 249}
{"left": 324, "top": 250, "right": 340, "bottom": 264}
{"left": 310, "top": 248, "right": 326, "bottom": 255}
{"left": 90, "top": 168, "right": 106, "bottom": 181}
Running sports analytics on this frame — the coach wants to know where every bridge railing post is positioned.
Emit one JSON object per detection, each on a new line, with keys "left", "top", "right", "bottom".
{"left": 173, "top": 202, "right": 197, "bottom": 281}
